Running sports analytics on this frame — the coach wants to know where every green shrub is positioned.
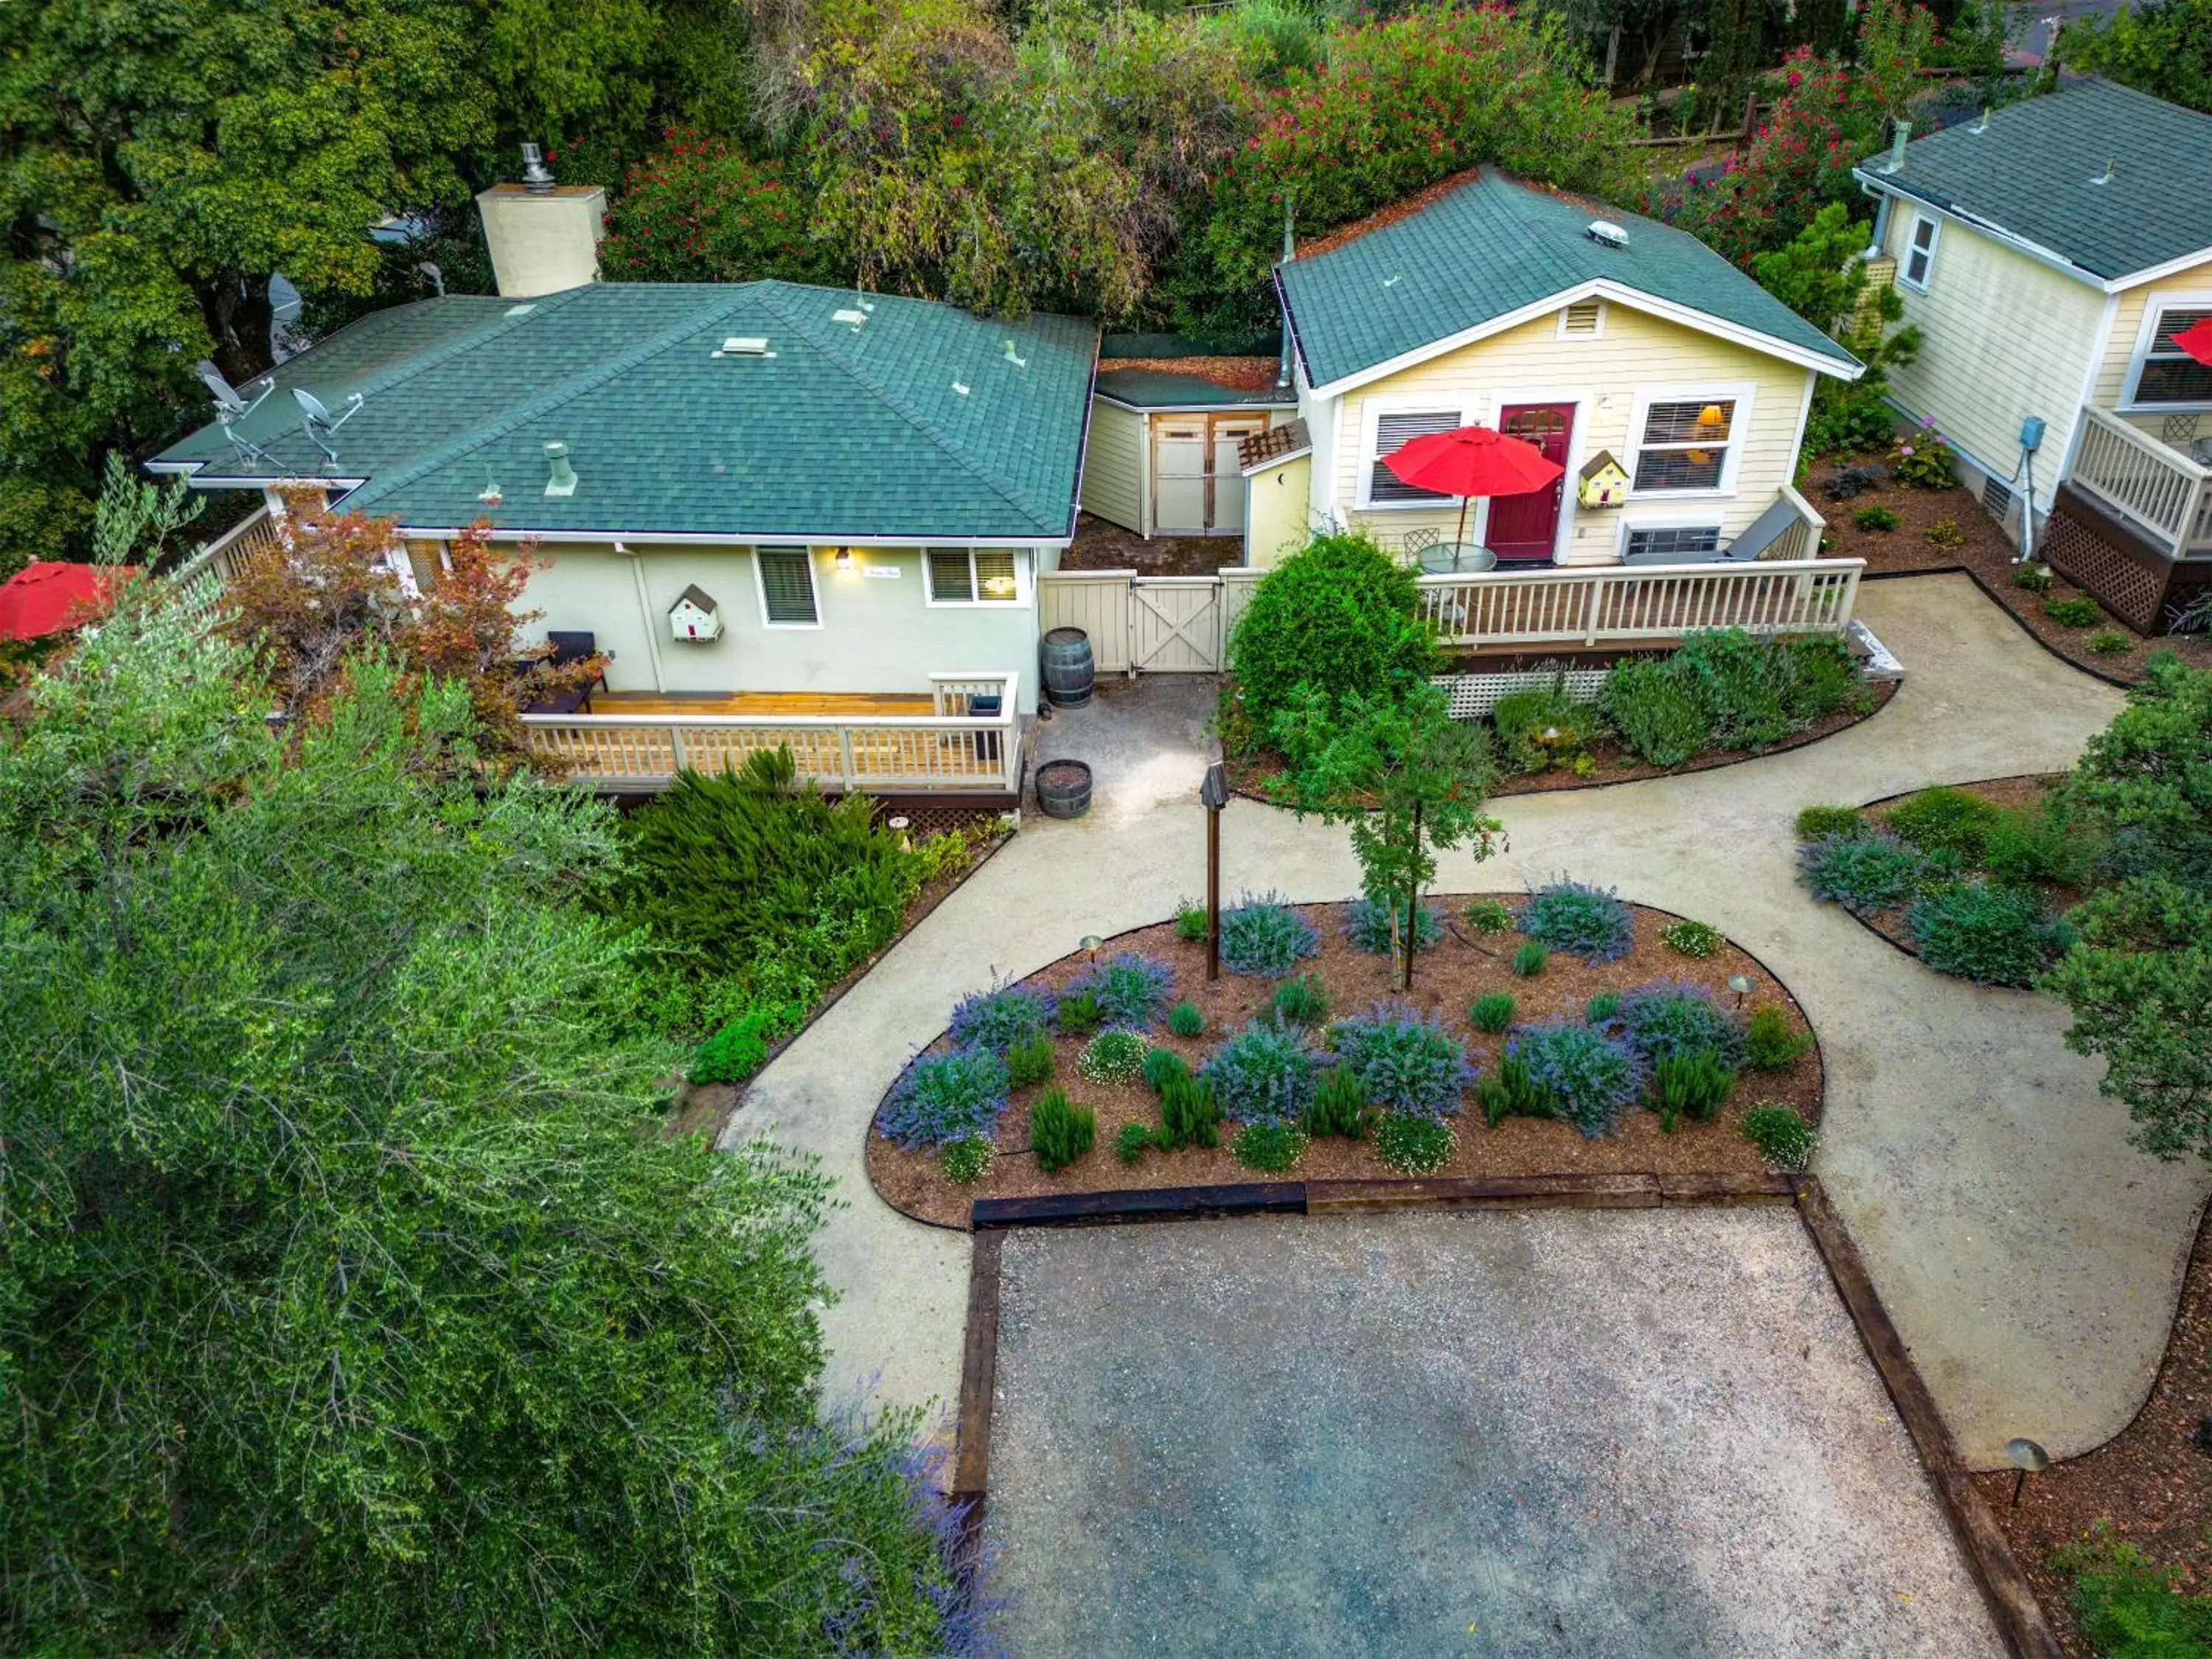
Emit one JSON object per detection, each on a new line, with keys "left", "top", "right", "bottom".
{"left": 1475, "top": 1052, "right": 1552, "bottom": 1127}
{"left": 1078, "top": 1029, "right": 1150, "bottom": 1085}
{"left": 1463, "top": 897, "right": 1514, "bottom": 934}
{"left": 1885, "top": 785, "right": 2003, "bottom": 860}
{"left": 1302, "top": 1066, "right": 1377, "bottom": 1139}
{"left": 1167, "top": 999, "right": 1206, "bottom": 1038}
{"left": 2052, "top": 1526, "right": 2212, "bottom": 1656}
{"left": 1198, "top": 1019, "right": 1318, "bottom": 1125}
{"left": 1225, "top": 532, "right": 1441, "bottom": 741}
{"left": 1798, "top": 828, "right": 1924, "bottom": 914}
{"left": 949, "top": 985, "right": 1054, "bottom": 1054}
{"left": 1328, "top": 1003, "right": 1473, "bottom": 1118}
{"left": 1616, "top": 981, "right": 1746, "bottom": 1069}
{"left": 2045, "top": 593, "right": 2103, "bottom": 627}
{"left": 1585, "top": 991, "right": 1621, "bottom": 1025}
{"left": 1469, "top": 992, "right": 1516, "bottom": 1034}
{"left": 1660, "top": 919, "right": 1724, "bottom": 959}
{"left": 1030, "top": 1088, "right": 1096, "bottom": 1174}
{"left": 1054, "top": 989, "right": 1105, "bottom": 1037}
{"left": 1852, "top": 505, "right": 1899, "bottom": 532}
{"left": 1653, "top": 1048, "right": 1736, "bottom": 1131}
{"left": 1273, "top": 972, "right": 1331, "bottom": 1026}
{"left": 1175, "top": 903, "right": 1208, "bottom": 942}
{"left": 879, "top": 1047, "right": 1011, "bottom": 1149}
{"left": 689, "top": 1001, "right": 804, "bottom": 1085}
{"left": 1006, "top": 1035, "right": 1056, "bottom": 1090}
{"left": 1794, "top": 803, "right": 1863, "bottom": 840}
{"left": 939, "top": 1137, "right": 994, "bottom": 1184}
{"left": 1114, "top": 1121, "right": 1154, "bottom": 1164}
{"left": 1509, "top": 1021, "right": 1644, "bottom": 1137}
{"left": 1983, "top": 801, "right": 2092, "bottom": 891}
{"left": 1512, "top": 940, "right": 1548, "bottom": 977}
{"left": 1233, "top": 1121, "right": 1309, "bottom": 1172}
{"left": 1674, "top": 629, "right": 1863, "bottom": 752}
{"left": 2085, "top": 628, "right": 2135, "bottom": 656}
{"left": 1491, "top": 683, "right": 1603, "bottom": 774}
{"left": 1373, "top": 1111, "right": 1455, "bottom": 1174}
{"left": 1907, "top": 881, "right": 2069, "bottom": 987}
{"left": 1141, "top": 1046, "right": 1190, "bottom": 1093}
{"left": 1217, "top": 892, "right": 1321, "bottom": 976}
{"left": 1518, "top": 880, "right": 1634, "bottom": 963}
{"left": 1741, "top": 1104, "right": 1817, "bottom": 1169}
{"left": 1888, "top": 433, "right": 1958, "bottom": 490}
{"left": 1922, "top": 518, "right": 1966, "bottom": 549}
{"left": 1064, "top": 951, "right": 1174, "bottom": 1032}
{"left": 1745, "top": 1004, "right": 1812, "bottom": 1071}
{"left": 1158, "top": 1072, "right": 1224, "bottom": 1150}
{"left": 2011, "top": 561, "right": 2053, "bottom": 593}
{"left": 1601, "top": 658, "right": 1713, "bottom": 768}
{"left": 1345, "top": 895, "right": 1443, "bottom": 954}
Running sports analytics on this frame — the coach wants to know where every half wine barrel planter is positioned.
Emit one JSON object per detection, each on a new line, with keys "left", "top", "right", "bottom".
{"left": 1035, "top": 759, "right": 1093, "bottom": 819}
{"left": 1040, "top": 627, "right": 1095, "bottom": 708}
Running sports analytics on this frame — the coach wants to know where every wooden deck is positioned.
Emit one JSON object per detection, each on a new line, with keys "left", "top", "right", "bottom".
{"left": 594, "top": 690, "right": 938, "bottom": 717}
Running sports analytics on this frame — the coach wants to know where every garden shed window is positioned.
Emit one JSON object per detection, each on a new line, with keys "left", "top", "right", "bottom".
{"left": 755, "top": 546, "right": 818, "bottom": 626}
{"left": 1899, "top": 215, "right": 1938, "bottom": 292}
{"left": 1624, "top": 525, "right": 1722, "bottom": 560}
{"left": 2132, "top": 307, "right": 2212, "bottom": 406}
{"left": 1367, "top": 410, "right": 1463, "bottom": 504}
{"left": 925, "top": 547, "right": 1023, "bottom": 605}
{"left": 1631, "top": 398, "right": 1739, "bottom": 493}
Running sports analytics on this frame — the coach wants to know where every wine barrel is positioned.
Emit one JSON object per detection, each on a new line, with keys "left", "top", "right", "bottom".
{"left": 1040, "top": 627, "right": 1095, "bottom": 708}
{"left": 1035, "top": 759, "right": 1093, "bottom": 819}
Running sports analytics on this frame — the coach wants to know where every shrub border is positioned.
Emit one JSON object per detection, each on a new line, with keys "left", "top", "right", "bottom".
{"left": 953, "top": 1175, "right": 2061, "bottom": 1659}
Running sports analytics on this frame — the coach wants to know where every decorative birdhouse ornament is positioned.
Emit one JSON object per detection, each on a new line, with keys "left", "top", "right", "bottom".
{"left": 668, "top": 584, "right": 722, "bottom": 642}
{"left": 1577, "top": 449, "right": 1630, "bottom": 509}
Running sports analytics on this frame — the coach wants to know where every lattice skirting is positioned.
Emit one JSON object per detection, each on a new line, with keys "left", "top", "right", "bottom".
{"left": 1435, "top": 667, "right": 1611, "bottom": 720}
{"left": 2043, "top": 505, "right": 2166, "bottom": 633}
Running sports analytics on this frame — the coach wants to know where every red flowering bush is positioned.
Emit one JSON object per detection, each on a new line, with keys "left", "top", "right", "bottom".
{"left": 601, "top": 134, "right": 845, "bottom": 285}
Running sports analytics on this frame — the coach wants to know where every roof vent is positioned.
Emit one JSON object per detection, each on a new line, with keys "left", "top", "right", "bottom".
{"left": 519, "top": 142, "right": 555, "bottom": 195}
{"left": 543, "top": 441, "right": 577, "bottom": 498}
{"left": 2091, "top": 156, "right": 2115, "bottom": 186}
{"left": 832, "top": 307, "right": 869, "bottom": 327}
{"left": 1585, "top": 220, "right": 1629, "bottom": 250}
{"left": 712, "top": 336, "right": 773, "bottom": 358}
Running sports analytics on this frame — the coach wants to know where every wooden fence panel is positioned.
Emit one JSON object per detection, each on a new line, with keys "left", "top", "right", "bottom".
{"left": 1037, "top": 572, "right": 1134, "bottom": 673}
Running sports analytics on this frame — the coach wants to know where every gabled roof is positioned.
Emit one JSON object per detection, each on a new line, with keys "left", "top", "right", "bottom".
{"left": 152, "top": 282, "right": 1099, "bottom": 542}
{"left": 1276, "top": 167, "right": 1861, "bottom": 392}
{"left": 1853, "top": 80, "right": 2212, "bottom": 285}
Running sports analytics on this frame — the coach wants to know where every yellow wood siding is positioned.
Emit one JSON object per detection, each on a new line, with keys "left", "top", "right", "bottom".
{"left": 1324, "top": 303, "right": 1817, "bottom": 565}
{"left": 1880, "top": 209, "right": 2107, "bottom": 504}
{"left": 1245, "top": 453, "right": 1312, "bottom": 567}
{"left": 2092, "top": 257, "right": 2212, "bottom": 443}
{"left": 1079, "top": 398, "right": 1147, "bottom": 533}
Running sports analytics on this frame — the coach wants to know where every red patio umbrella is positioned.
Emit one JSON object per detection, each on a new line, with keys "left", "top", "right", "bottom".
{"left": 1382, "top": 425, "right": 1565, "bottom": 544}
{"left": 2174, "top": 316, "right": 2212, "bottom": 367}
{"left": 0, "top": 561, "right": 133, "bottom": 642}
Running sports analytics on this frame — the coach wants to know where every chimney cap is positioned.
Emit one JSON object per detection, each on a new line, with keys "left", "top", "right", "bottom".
{"left": 520, "top": 142, "right": 555, "bottom": 194}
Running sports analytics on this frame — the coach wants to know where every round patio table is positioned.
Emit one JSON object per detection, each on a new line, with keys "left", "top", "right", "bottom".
{"left": 1417, "top": 541, "right": 1498, "bottom": 574}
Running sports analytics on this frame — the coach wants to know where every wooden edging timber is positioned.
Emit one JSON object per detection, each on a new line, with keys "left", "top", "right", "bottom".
{"left": 952, "top": 1170, "right": 2059, "bottom": 1659}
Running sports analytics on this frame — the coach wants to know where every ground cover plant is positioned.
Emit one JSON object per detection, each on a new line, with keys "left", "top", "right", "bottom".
{"left": 1064, "top": 951, "right": 1174, "bottom": 1032}
{"left": 1374, "top": 1112, "right": 1455, "bottom": 1174}
{"left": 1742, "top": 1105, "right": 1817, "bottom": 1169}
{"left": 1661, "top": 919, "right": 1724, "bottom": 959}
{"left": 1200, "top": 1019, "right": 1321, "bottom": 1126}
{"left": 1078, "top": 1030, "right": 1150, "bottom": 1085}
{"left": 1326, "top": 1004, "right": 1473, "bottom": 1119}
{"left": 1217, "top": 893, "right": 1321, "bottom": 977}
{"left": 1509, "top": 1021, "right": 1646, "bottom": 1138}
{"left": 1234, "top": 1121, "right": 1310, "bottom": 1172}
{"left": 1518, "top": 880, "right": 1635, "bottom": 964}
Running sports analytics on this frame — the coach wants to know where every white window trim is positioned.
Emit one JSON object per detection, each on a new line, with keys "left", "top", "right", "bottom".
{"left": 1625, "top": 383, "right": 1757, "bottom": 501}
{"left": 1356, "top": 397, "right": 1481, "bottom": 511}
{"left": 1554, "top": 299, "right": 1607, "bottom": 341}
{"left": 2120, "top": 293, "right": 2212, "bottom": 415}
{"left": 922, "top": 546, "right": 1032, "bottom": 608}
{"left": 1615, "top": 515, "right": 1727, "bottom": 560}
{"left": 1897, "top": 214, "right": 1939, "bottom": 294}
{"left": 753, "top": 543, "right": 823, "bottom": 630}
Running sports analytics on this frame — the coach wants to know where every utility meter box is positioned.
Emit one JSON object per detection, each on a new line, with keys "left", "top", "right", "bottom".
{"left": 669, "top": 585, "right": 722, "bottom": 642}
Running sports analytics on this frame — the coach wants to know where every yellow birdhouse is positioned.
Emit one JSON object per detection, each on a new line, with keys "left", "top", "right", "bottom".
{"left": 1577, "top": 449, "right": 1630, "bottom": 509}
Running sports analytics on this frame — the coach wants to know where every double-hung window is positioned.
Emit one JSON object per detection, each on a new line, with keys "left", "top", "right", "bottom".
{"left": 2131, "top": 307, "right": 2212, "bottom": 407}
{"left": 1899, "top": 214, "right": 1938, "bottom": 292}
{"left": 755, "top": 546, "right": 819, "bottom": 626}
{"left": 925, "top": 547, "right": 1024, "bottom": 605}
{"left": 1366, "top": 409, "right": 1464, "bottom": 506}
{"left": 1630, "top": 397, "right": 1742, "bottom": 494}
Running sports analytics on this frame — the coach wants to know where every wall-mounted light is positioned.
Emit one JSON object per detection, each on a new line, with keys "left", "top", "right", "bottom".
{"left": 835, "top": 548, "right": 853, "bottom": 572}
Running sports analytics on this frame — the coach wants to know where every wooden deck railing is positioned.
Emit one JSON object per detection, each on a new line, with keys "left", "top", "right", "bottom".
{"left": 168, "top": 505, "right": 282, "bottom": 597}
{"left": 2068, "top": 406, "right": 2212, "bottom": 559}
{"left": 1413, "top": 557, "right": 1863, "bottom": 649}
{"left": 523, "top": 673, "right": 1023, "bottom": 794}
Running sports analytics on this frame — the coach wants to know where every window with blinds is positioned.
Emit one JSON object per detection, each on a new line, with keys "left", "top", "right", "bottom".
{"left": 1624, "top": 525, "right": 1722, "bottom": 560}
{"left": 1632, "top": 399, "right": 1736, "bottom": 493}
{"left": 925, "top": 548, "right": 1021, "bottom": 604}
{"left": 755, "top": 546, "right": 818, "bottom": 625}
{"left": 1368, "top": 411, "right": 1461, "bottom": 503}
{"left": 2135, "top": 309, "right": 2212, "bottom": 406}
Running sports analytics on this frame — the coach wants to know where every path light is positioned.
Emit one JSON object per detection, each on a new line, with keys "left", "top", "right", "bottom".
{"left": 1080, "top": 934, "right": 1103, "bottom": 964}
{"left": 2006, "top": 1438, "right": 2049, "bottom": 1509}
{"left": 1201, "top": 759, "right": 1229, "bottom": 984}
{"left": 1727, "top": 973, "right": 1754, "bottom": 1009}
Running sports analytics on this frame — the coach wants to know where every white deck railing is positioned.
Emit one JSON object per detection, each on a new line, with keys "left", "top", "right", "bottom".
{"left": 1413, "top": 557, "right": 1863, "bottom": 649}
{"left": 2068, "top": 406, "right": 2212, "bottom": 558}
{"left": 522, "top": 673, "right": 1023, "bottom": 794}
{"left": 168, "top": 505, "right": 282, "bottom": 594}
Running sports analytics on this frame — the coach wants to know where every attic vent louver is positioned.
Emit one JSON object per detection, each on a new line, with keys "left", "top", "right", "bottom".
{"left": 1562, "top": 300, "right": 1602, "bottom": 335}
{"left": 1585, "top": 220, "right": 1628, "bottom": 250}
{"left": 712, "top": 336, "right": 772, "bottom": 358}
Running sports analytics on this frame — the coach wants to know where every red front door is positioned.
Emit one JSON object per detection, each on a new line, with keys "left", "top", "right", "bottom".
{"left": 1486, "top": 403, "right": 1575, "bottom": 565}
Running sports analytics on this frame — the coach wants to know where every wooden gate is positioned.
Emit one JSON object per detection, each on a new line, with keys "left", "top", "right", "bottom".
{"left": 1038, "top": 571, "right": 1237, "bottom": 674}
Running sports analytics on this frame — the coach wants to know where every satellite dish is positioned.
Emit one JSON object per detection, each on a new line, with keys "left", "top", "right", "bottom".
{"left": 293, "top": 386, "right": 335, "bottom": 425}
{"left": 196, "top": 360, "right": 273, "bottom": 422}
{"left": 292, "top": 386, "right": 363, "bottom": 462}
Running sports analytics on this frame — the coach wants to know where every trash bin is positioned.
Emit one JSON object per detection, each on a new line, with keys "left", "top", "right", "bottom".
{"left": 970, "top": 692, "right": 1002, "bottom": 765}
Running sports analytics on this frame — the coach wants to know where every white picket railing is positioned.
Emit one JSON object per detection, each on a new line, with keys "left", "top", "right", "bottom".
{"left": 522, "top": 674, "right": 1023, "bottom": 794}
{"left": 168, "top": 505, "right": 282, "bottom": 594}
{"left": 2067, "top": 405, "right": 2212, "bottom": 557}
{"left": 1412, "top": 557, "right": 1863, "bottom": 648}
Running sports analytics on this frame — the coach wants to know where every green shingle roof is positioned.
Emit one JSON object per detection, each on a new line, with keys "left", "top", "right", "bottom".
{"left": 1277, "top": 167, "right": 1860, "bottom": 390}
{"left": 153, "top": 282, "right": 1099, "bottom": 540}
{"left": 1854, "top": 80, "right": 2212, "bottom": 282}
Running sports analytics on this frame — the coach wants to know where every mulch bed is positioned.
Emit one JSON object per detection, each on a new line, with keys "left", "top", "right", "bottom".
{"left": 1815, "top": 455, "right": 2212, "bottom": 684}
{"left": 1061, "top": 512, "right": 1243, "bottom": 577}
{"left": 867, "top": 898, "right": 1822, "bottom": 1230}
{"left": 1970, "top": 1199, "right": 2212, "bottom": 1658}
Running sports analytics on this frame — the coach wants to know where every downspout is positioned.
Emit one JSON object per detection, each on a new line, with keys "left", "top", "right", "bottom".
{"left": 616, "top": 541, "right": 667, "bottom": 692}
{"left": 1275, "top": 200, "right": 1297, "bottom": 394}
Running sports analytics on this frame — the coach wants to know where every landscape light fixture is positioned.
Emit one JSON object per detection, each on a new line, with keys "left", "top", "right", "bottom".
{"left": 1200, "top": 759, "right": 1229, "bottom": 982}
{"left": 1080, "top": 934, "right": 1103, "bottom": 963}
{"left": 1727, "top": 973, "right": 1754, "bottom": 1008}
{"left": 2005, "top": 1438, "right": 2048, "bottom": 1509}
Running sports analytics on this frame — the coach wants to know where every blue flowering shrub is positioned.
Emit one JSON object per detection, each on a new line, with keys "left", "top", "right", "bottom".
{"left": 947, "top": 984, "right": 1056, "bottom": 1054}
{"left": 1517, "top": 880, "right": 1635, "bottom": 963}
{"left": 1062, "top": 951, "right": 1175, "bottom": 1031}
{"left": 1507, "top": 1022, "right": 1645, "bottom": 1137}
{"left": 1613, "top": 980, "right": 1747, "bottom": 1070}
{"left": 1217, "top": 893, "right": 1321, "bottom": 977}
{"left": 1326, "top": 1002, "right": 1473, "bottom": 1118}
{"left": 1344, "top": 896, "right": 1444, "bottom": 955}
{"left": 1199, "top": 1019, "right": 1320, "bottom": 1125}
{"left": 877, "top": 1046, "right": 1012, "bottom": 1149}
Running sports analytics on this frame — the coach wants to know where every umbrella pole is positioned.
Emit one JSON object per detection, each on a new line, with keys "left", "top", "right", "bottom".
{"left": 1455, "top": 495, "right": 1471, "bottom": 544}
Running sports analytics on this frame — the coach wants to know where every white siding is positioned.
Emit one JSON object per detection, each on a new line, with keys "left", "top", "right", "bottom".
{"left": 1079, "top": 399, "right": 1147, "bottom": 532}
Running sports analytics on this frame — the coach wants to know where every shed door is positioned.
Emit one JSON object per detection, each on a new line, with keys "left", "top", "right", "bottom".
{"left": 1152, "top": 419, "right": 1211, "bottom": 535}
{"left": 1211, "top": 418, "right": 1267, "bottom": 533}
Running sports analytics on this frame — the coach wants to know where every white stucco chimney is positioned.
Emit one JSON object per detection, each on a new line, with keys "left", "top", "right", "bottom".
{"left": 476, "top": 145, "right": 606, "bottom": 298}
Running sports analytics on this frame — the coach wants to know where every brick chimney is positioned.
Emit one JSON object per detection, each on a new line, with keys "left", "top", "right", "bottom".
{"left": 476, "top": 143, "right": 606, "bottom": 298}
